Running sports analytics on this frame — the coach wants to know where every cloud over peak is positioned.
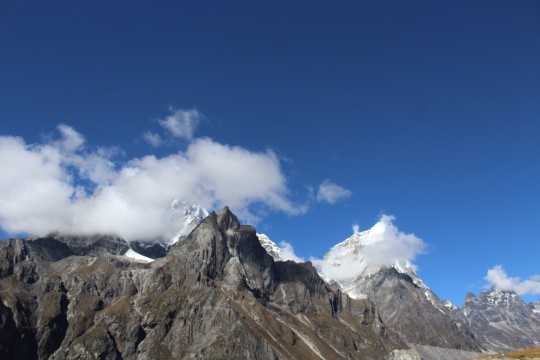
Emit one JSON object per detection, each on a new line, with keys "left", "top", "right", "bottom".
{"left": 0, "top": 116, "right": 306, "bottom": 240}
{"left": 314, "top": 215, "right": 426, "bottom": 282}
{"left": 485, "top": 265, "right": 540, "bottom": 296}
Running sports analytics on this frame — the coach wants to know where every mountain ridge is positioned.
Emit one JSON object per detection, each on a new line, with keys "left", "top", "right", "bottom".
{"left": 0, "top": 207, "right": 404, "bottom": 359}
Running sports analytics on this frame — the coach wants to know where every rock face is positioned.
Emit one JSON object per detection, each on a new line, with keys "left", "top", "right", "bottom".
{"left": 0, "top": 207, "right": 404, "bottom": 359}
{"left": 461, "top": 290, "right": 540, "bottom": 353}
{"left": 383, "top": 348, "right": 422, "bottom": 360}
{"left": 305, "top": 227, "right": 480, "bottom": 352}
{"left": 342, "top": 266, "right": 480, "bottom": 351}
{"left": 28, "top": 233, "right": 130, "bottom": 260}
{"left": 128, "top": 241, "right": 168, "bottom": 259}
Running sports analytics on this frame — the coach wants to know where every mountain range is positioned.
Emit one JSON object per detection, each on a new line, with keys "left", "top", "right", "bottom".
{"left": 259, "top": 224, "right": 540, "bottom": 355}
{"left": 0, "top": 203, "right": 539, "bottom": 359}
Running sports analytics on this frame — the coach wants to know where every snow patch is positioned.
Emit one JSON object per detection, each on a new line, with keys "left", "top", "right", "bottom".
{"left": 125, "top": 249, "right": 154, "bottom": 263}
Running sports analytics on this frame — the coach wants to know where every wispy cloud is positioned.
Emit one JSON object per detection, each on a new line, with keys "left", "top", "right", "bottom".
{"left": 142, "top": 131, "right": 163, "bottom": 147}
{"left": 143, "top": 108, "right": 203, "bottom": 146}
{"left": 316, "top": 179, "right": 352, "bottom": 204}
{"left": 0, "top": 117, "right": 306, "bottom": 241}
{"left": 485, "top": 265, "right": 540, "bottom": 295}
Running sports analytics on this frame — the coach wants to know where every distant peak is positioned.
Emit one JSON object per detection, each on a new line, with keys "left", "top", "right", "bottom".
{"left": 168, "top": 199, "right": 210, "bottom": 245}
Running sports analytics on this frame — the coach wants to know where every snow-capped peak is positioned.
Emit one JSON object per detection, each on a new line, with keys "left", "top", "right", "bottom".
{"left": 257, "top": 233, "right": 283, "bottom": 261}
{"left": 481, "top": 289, "right": 520, "bottom": 307}
{"left": 169, "top": 199, "right": 209, "bottom": 245}
{"left": 319, "top": 221, "right": 423, "bottom": 285}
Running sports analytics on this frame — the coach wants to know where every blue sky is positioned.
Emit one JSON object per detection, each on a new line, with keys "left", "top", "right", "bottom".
{"left": 1, "top": 1, "right": 539, "bottom": 305}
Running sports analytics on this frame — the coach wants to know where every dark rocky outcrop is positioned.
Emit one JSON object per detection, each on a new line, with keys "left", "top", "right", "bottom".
{"left": 129, "top": 241, "right": 168, "bottom": 259}
{"left": 0, "top": 207, "right": 404, "bottom": 359}
{"left": 27, "top": 233, "right": 130, "bottom": 259}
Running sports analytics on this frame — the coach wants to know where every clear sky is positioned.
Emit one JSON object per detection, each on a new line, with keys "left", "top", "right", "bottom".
{"left": 1, "top": 1, "right": 539, "bottom": 305}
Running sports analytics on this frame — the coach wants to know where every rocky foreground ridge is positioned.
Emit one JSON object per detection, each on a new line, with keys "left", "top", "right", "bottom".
{"left": 0, "top": 207, "right": 406, "bottom": 360}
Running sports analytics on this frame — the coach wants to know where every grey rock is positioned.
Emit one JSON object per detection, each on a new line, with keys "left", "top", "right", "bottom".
{"left": 408, "top": 344, "right": 484, "bottom": 360}
{"left": 28, "top": 233, "right": 130, "bottom": 260}
{"left": 383, "top": 348, "right": 422, "bottom": 360}
{"left": 344, "top": 267, "right": 480, "bottom": 351}
{"left": 0, "top": 207, "right": 404, "bottom": 359}
{"left": 460, "top": 289, "right": 540, "bottom": 352}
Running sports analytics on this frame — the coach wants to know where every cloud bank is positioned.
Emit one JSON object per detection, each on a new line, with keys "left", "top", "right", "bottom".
{"left": 485, "top": 265, "right": 540, "bottom": 296}
{"left": 316, "top": 179, "right": 352, "bottom": 204}
{"left": 0, "top": 117, "right": 306, "bottom": 241}
{"left": 314, "top": 215, "right": 426, "bottom": 282}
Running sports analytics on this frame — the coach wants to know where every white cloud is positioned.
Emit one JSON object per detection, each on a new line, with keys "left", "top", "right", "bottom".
{"left": 57, "top": 124, "right": 85, "bottom": 151}
{"left": 142, "top": 131, "right": 163, "bottom": 147}
{"left": 485, "top": 265, "right": 540, "bottom": 295}
{"left": 313, "top": 215, "right": 426, "bottom": 282}
{"left": 0, "top": 123, "right": 305, "bottom": 241}
{"left": 157, "top": 108, "right": 202, "bottom": 140}
{"left": 316, "top": 179, "right": 352, "bottom": 204}
{"left": 278, "top": 241, "right": 304, "bottom": 262}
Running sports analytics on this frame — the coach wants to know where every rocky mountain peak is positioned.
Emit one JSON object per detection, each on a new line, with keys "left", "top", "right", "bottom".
{"left": 216, "top": 205, "right": 240, "bottom": 231}
{"left": 465, "top": 292, "right": 477, "bottom": 303}
{"left": 0, "top": 206, "right": 403, "bottom": 359}
{"left": 460, "top": 289, "right": 540, "bottom": 352}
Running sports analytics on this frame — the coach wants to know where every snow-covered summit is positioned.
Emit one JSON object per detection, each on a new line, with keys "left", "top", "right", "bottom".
{"left": 318, "top": 223, "right": 424, "bottom": 289}
{"left": 169, "top": 199, "right": 209, "bottom": 245}
{"left": 316, "top": 220, "right": 446, "bottom": 314}
{"left": 257, "top": 233, "right": 283, "bottom": 261}
{"left": 486, "top": 289, "right": 519, "bottom": 306}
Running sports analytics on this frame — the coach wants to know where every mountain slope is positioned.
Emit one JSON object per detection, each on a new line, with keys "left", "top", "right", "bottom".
{"left": 0, "top": 207, "right": 404, "bottom": 359}
{"left": 461, "top": 290, "right": 540, "bottom": 353}
{"left": 312, "top": 227, "right": 480, "bottom": 351}
{"left": 345, "top": 266, "right": 479, "bottom": 350}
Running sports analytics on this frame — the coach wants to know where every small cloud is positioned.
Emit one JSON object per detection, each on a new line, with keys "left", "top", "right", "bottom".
{"left": 352, "top": 223, "right": 360, "bottom": 234}
{"left": 316, "top": 179, "right": 352, "bottom": 204}
{"left": 158, "top": 108, "right": 202, "bottom": 141}
{"left": 57, "top": 124, "right": 85, "bottom": 151}
{"left": 142, "top": 131, "right": 163, "bottom": 147}
{"left": 485, "top": 265, "right": 540, "bottom": 295}
{"left": 278, "top": 241, "right": 304, "bottom": 262}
